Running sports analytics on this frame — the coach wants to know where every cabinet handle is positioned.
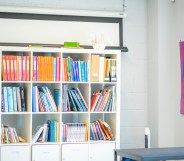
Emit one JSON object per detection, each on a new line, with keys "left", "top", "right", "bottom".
{"left": 11, "top": 151, "right": 20, "bottom": 154}
{"left": 72, "top": 149, "right": 80, "bottom": 152}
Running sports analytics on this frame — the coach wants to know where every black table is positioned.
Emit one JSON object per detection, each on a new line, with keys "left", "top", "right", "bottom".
{"left": 114, "top": 147, "right": 184, "bottom": 161}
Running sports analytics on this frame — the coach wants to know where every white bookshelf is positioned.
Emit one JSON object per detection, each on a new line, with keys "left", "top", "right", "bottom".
{"left": 0, "top": 46, "right": 121, "bottom": 161}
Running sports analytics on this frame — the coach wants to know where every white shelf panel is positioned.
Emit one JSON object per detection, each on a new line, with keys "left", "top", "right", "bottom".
{"left": 1, "top": 112, "right": 31, "bottom": 115}
{"left": 2, "top": 81, "right": 32, "bottom": 83}
{"left": 32, "top": 142, "right": 60, "bottom": 145}
{"left": 32, "top": 112, "right": 61, "bottom": 114}
{"left": 62, "top": 112, "right": 89, "bottom": 114}
{"left": 32, "top": 81, "right": 61, "bottom": 84}
{"left": 90, "top": 82, "right": 117, "bottom": 85}
{"left": 89, "top": 141, "right": 116, "bottom": 144}
{"left": 90, "top": 112, "right": 117, "bottom": 114}
{"left": 62, "top": 81, "right": 89, "bottom": 84}
{"left": 62, "top": 142, "right": 89, "bottom": 144}
{"left": 1, "top": 143, "right": 31, "bottom": 146}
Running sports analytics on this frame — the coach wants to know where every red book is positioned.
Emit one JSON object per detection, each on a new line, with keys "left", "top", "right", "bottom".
{"left": 2, "top": 56, "right": 7, "bottom": 81}
{"left": 33, "top": 56, "right": 37, "bottom": 81}
{"left": 10, "top": 56, "right": 14, "bottom": 81}
{"left": 13, "top": 56, "right": 17, "bottom": 81}
{"left": 26, "top": 56, "right": 30, "bottom": 81}
{"left": 17, "top": 56, "right": 22, "bottom": 81}
{"left": 56, "top": 57, "right": 60, "bottom": 82}
{"left": 22, "top": 56, "right": 26, "bottom": 81}
{"left": 6, "top": 56, "right": 11, "bottom": 81}
{"left": 91, "top": 91, "right": 101, "bottom": 111}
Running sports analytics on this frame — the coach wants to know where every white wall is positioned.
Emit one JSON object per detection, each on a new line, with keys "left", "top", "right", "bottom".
{"left": 0, "top": 0, "right": 123, "bottom": 11}
{"left": 173, "top": 0, "right": 184, "bottom": 146}
{"left": 121, "top": 0, "right": 147, "bottom": 148}
{"left": 157, "top": 0, "right": 175, "bottom": 147}
{"left": 147, "top": 0, "right": 181, "bottom": 147}
{"left": 0, "top": 0, "right": 148, "bottom": 148}
{"left": 147, "top": 0, "right": 159, "bottom": 148}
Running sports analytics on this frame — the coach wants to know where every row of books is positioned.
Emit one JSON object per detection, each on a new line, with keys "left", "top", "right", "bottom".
{"left": 32, "top": 86, "right": 58, "bottom": 112}
{"left": 62, "top": 123, "right": 88, "bottom": 142}
{"left": 62, "top": 84, "right": 88, "bottom": 112}
{"left": 91, "top": 86, "right": 116, "bottom": 112}
{"left": 1, "top": 120, "right": 114, "bottom": 144}
{"left": 2, "top": 55, "right": 117, "bottom": 82}
{"left": 2, "top": 55, "right": 30, "bottom": 81}
{"left": 33, "top": 56, "right": 61, "bottom": 82}
{"left": 90, "top": 55, "right": 117, "bottom": 82}
{"left": 63, "top": 57, "right": 89, "bottom": 82}
{"left": 90, "top": 119, "right": 114, "bottom": 141}
{"left": 1, "top": 87, "right": 26, "bottom": 112}
{"left": 1, "top": 125, "right": 19, "bottom": 144}
{"left": 32, "top": 120, "right": 59, "bottom": 143}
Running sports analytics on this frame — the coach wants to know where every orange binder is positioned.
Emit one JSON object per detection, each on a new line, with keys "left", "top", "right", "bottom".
{"left": 98, "top": 119, "right": 111, "bottom": 140}
{"left": 2, "top": 56, "right": 7, "bottom": 81}
{"left": 90, "top": 55, "right": 100, "bottom": 82}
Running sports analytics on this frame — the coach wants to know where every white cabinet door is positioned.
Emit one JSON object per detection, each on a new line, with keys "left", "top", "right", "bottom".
{"left": 32, "top": 145, "right": 59, "bottom": 161}
{"left": 1, "top": 146, "right": 30, "bottom": 161}
{"left": 62, "top": 144, "right": 88, "bottom": 161}
{"left": 89, "top": 143, "right": 115, "bottom": 161}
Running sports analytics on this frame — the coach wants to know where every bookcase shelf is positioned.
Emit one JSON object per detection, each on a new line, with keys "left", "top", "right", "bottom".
{"left": 0, "top": 46, "right": 121, "bottom": 161}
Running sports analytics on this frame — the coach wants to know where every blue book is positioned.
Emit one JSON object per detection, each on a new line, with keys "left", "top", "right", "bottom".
{"left": 53, "top": 89, "right": 61, "bottom": 111}
{"left": 80, "top": 61, "right": 85, "bottom": 82}
{"left": 20, "top": 86, "right": 26, "bottom": 112}
{"left": 3, "top": 87, "right": 8, "bottom": 112}
{"left": 83, "top": 61, "right": 86, "bottom": 81}
{"left": 40, "top": 92, "right": 49, "bottom": 112}
{"left": 78, "top": 61, "right": 81, "bottom": 81}
{"left": 41, "top": 87, "right": 54, "bottom": 112}
{"left": 72, "top": 89, "right": 86, "bottom": 112}
{"left": 32, "top": 86, "right": 37, "bottom": 112}
{"left": 90, "top": 123, "right": 96, "bottom": 140}
{"left": 70, "top": 58, "right": 74, "bottom": 81}
{"left": 49, "top": 120, "right": 55, "bottom": 142}
{"left": 72, "top": 61, "right": 76, "bottom": 81}
{"left": 1, "top": 88, "right": 5, "bottom": 112}
{"left": 85, "top": 62, "right": 88, "bottom": 82}
{"left": 7, "top": 87, "right": 13, "bottom": 112}
{"left": 12, "top": 87, "right": 17, "bottom": 112}
{"left": 71, "top": 89, "right": 83, "bottom": 112}
{"left": 74, "top": 61, "right": 79, "bottom": 81}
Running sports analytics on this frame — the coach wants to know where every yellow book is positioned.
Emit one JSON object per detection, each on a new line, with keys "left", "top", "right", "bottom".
{"left": 90, "top": 55, "right": 100, "bottom": 82}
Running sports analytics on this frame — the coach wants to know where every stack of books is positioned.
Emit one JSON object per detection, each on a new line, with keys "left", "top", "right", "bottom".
{"left": 1, "top": 86, "right": 26, "bottom": 112}
{"left": 90, "top": 55, "right": 117, "bottom": 82}
{"left": 62, "top": 57, "right": 89, "bottom": 82}
{"left": 62, "top": 84, "right": 88, "bottom": 112}
{"left": 33, "top": 56, "right": 61, "bottom": 81}
{"left": 32, "top": 86, "right": 58, "bottom": 112}
{"left": 90, "top": 119, "right": 114, "bottom": 141}
{"left": 62, "top": 123, "right": 88, "bottom": 142}
{"left": 1, "top": 125, "right": 19, "bottom": 144}
{"left": 2, "top": 55, "right": 30, "bottom": 81}
{"left": 32, "top": 120, "right": 59, "bottom": 143}
{"left": 91, "top": 86, "right": 116, "bottom": 112}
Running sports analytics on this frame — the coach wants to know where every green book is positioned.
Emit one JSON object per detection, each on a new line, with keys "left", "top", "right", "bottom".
{"left": 64, "top": 42, "right": 80, "bottom": 48}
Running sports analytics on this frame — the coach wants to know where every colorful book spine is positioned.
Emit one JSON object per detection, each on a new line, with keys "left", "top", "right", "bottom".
{"left": 7, "top": 87, "right": 13, "bottom": 112}
{"left": 2, "top": 87, "right": 8, "bottom": 112}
